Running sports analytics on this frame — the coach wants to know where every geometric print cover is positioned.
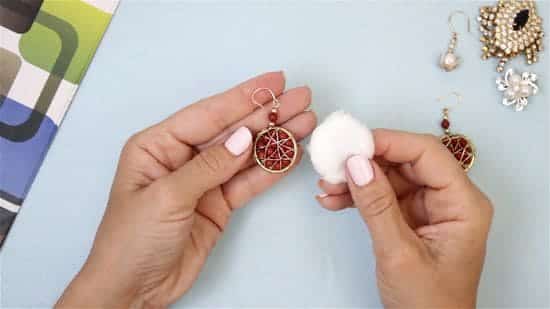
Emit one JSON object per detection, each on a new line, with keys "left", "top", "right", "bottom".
{"left": 0, "top": 0, "right": 119, "bottom": 247}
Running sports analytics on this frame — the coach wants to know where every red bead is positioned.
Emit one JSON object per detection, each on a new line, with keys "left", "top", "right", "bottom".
{"left": 257, "top": 139, "right": 266, "bottom": 147}
{"left": 253, "top": 127, "right": 298, "bottom": 172}
{"left": 268, "top": 112, "right": 278, "bottom": 123}
{"left": 441, "top": 119, "right": 450, "bottom": 129}
{"left": 257, "top": 150, "right": 266, "bottom": 159}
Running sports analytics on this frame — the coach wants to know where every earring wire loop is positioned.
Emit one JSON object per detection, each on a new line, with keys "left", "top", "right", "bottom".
{"left": 448, "top": 10, "right": 471, "bottom": 34}
{"left": 251, "top": 88, "right": 280, "bottom": 110}
{"left": 437, "top": 91, "right": 462, "bottom": 111}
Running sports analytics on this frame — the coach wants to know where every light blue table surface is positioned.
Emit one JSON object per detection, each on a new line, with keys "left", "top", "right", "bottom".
{"left": 2, "top": 1, "right": 549, "bottom": 307}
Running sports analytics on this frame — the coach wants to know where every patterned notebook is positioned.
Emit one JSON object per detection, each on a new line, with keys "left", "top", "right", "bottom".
{"left": 0, "top": 0, "right": 119, "bottom": 247}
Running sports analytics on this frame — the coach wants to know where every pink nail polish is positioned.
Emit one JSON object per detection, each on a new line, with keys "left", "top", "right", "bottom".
{"left": 346, "top": 155, "right": 373, "bottom": 186}
{"left": 225, "top": 126, "right": 252, "bottom": 156}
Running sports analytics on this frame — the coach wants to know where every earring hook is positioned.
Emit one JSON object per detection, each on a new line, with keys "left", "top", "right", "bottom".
{"left": 251, "top": 88, "right": 280, "bottom": 110}
{"left": 448, "top": 10, "right": 471, "bottom": 34}
{"left": 437, "top": 91, "right": 462, "bottom": 111}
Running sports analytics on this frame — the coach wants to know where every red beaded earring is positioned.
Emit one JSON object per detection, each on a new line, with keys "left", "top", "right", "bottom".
{"left": 250, "top": 88, "right": 298, "bottom": 173}
{"left": 438, "top": 92, "right": 476, "bottom": 172}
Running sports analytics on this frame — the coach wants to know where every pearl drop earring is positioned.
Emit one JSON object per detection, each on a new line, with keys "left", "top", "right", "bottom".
{"left": 440, "top": 11, "right": 471, "bottom": 72}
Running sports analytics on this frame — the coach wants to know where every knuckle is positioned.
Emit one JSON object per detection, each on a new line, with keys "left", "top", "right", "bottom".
{"left": 196, "top": 149, "right": 225, "bottom": 175}
{"left": 482, "top": 195, "right": 495, "bottom": 220}
{"left": 378, "top": 245, "right": 422, "bottom": 273}
{"left": 122, "top": 131, "right": 149, "bottom": 154}
{"left": 153, "top": 182, "right": 179, "bottom": 206}
{"left": 125, "top": 131, "right": 144, "bottom": 147}
{"left": 152, "top": 181, "right": 196, "bottom": 214}
{"left": 356, "top": 185, "right": 395, "bottom": 217}
{"left": 119, "top": 133, "right": 143, "bottom": 160}
{"left": 122, "top": 133, "right": 139, "bottom": 151}
{"left": 485, "top": 197, "right": 494, "bottom": 214}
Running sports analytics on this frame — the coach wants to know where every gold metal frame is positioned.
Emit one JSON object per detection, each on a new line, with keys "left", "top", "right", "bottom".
{"left": 254, "top": 126, "right": 298, "bottom": 174}
{"left": 440, "top": 133, "right": 476, "bottom": 172}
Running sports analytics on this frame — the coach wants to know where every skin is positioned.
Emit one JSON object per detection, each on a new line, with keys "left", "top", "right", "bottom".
{"left": 56, "top": 72, "right": 317, "bottom": 308}
{"left": 57, "top": 73, "right": 492, "bottom": 308}
{"left": 317, "top": 129, "right": 493, "bottom": 308}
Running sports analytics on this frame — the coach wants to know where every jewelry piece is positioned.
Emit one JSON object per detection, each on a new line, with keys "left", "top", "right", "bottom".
{"left": 440, "top": 11, "right": 471, "bottom": 72}
{"left": 437, "top": 92, "right": 476, "bottom": 172}
{"left": 478, "top": 0, "right": 545, "bottom": 72}
{"left": 251, "top": 88, "right": 298, "bottom": 173}
{"left": 496, "top": 68, "right": 538, "bottom": 111}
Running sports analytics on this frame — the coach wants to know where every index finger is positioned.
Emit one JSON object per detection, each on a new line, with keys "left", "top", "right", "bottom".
{"left": 373, "top": 129, "right": 466, "bottom": 189}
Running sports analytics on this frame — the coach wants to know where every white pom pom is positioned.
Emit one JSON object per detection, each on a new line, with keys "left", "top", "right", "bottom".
{"left": 308, "top": 111, "right": 374, "bottom": 184}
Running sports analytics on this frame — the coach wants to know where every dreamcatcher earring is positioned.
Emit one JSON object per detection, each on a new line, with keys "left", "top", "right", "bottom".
{"left": 251, "top": 88, "right": 298, "bottom": 173}
{"left": 440, "top": 10, "right": 471, "bottom": 72}
{"left": 437, "top": 92, "right": 476, "bottom": 172}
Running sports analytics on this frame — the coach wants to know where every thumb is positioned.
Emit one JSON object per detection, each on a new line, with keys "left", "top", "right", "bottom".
{"left": 155, "top": 126, "right": 253, "bottom": 211}
{"left": 346, "top": 155, "right": 417, "bottom": 258}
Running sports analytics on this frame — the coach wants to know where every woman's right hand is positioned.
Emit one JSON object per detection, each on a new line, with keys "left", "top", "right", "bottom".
{"left": 317, "top": 129, "right": 493, "bottom": 308}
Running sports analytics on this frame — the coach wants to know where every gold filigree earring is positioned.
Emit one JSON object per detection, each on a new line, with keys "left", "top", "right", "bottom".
{"left": 440, "top": 11, "right": 471, "bottom": 72}
{"left": 437, "top": 92, "right": 476, "bottom": 172}
{"left": 479, "top": 0, "right": 544, "bottom": 72}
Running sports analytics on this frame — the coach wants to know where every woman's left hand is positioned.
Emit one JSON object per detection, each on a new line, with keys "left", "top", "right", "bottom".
{"left": 56, "top": 72, "right": 316, "bottom": 308}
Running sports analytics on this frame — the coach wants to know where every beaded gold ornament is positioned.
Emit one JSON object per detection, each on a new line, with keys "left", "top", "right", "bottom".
{"left": 437, "top": 93, "right": 476, "bottom": 172}
{"left": 478, "top": 0, "right": 545, "bottom": 72}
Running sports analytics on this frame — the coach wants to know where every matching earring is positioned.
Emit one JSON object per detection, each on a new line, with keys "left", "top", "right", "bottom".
{"left": 437, "top": 92, "right": 476, "bottom": 172}
{"left": 440, "top": 11, "right": 471, "bottom": 72}
{"left": 250, "top": 88, "right": 298, "bottom": 173}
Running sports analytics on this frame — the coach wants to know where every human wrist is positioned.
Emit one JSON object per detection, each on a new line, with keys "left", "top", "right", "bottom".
{"left": 56, "top": 257, "right": 142, "bottom": 308}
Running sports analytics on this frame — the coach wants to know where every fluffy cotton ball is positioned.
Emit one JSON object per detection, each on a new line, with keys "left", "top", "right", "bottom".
{"left": 308, "top": 111, "right": 374, "bottom": 184}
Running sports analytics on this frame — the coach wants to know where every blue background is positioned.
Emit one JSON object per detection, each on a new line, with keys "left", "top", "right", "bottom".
{"left": 1, "top": 1, "right": 549, "bottom": 307}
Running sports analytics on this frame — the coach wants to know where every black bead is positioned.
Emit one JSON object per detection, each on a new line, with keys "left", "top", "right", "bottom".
{"left": 513, "top": 9, "right": 529, "bottom": 31}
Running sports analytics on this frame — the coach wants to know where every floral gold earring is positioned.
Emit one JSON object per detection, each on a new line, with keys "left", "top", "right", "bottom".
{"left": 440, "top": 11, "right": 471, "bottom": 72}
{"left": 250, "top": 88, "right": 298, "bottom": 173}
{"left": 437, "top": 92, "right": 476, "bottom": 172}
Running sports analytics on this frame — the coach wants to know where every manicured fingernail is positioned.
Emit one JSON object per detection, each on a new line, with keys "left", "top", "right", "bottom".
{"left": 317, "top": 193, "right": 328, "bottom": 199}
{"left": 346, "top": 155, "right": 373, "bottom": 186}
{"left": 225, "top": 126, "right": 252, "bottom": 156}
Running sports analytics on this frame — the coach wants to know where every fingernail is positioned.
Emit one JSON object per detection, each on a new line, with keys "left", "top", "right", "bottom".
{"left": 346, "top": 155, "right": 373, "bottom": 186}
{"left": 225, "top": 126, "right": 252, "bottom": 156}
{"left": 317, "top": 193, "right": 328, "bottom": 199}
{"left": 304, "top": 86, "right": 312, "bottom": 111}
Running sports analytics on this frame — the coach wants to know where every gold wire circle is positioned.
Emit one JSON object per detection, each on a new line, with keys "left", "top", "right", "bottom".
{"left": 254, "top": 126, "right": 298, "bottom": 174}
